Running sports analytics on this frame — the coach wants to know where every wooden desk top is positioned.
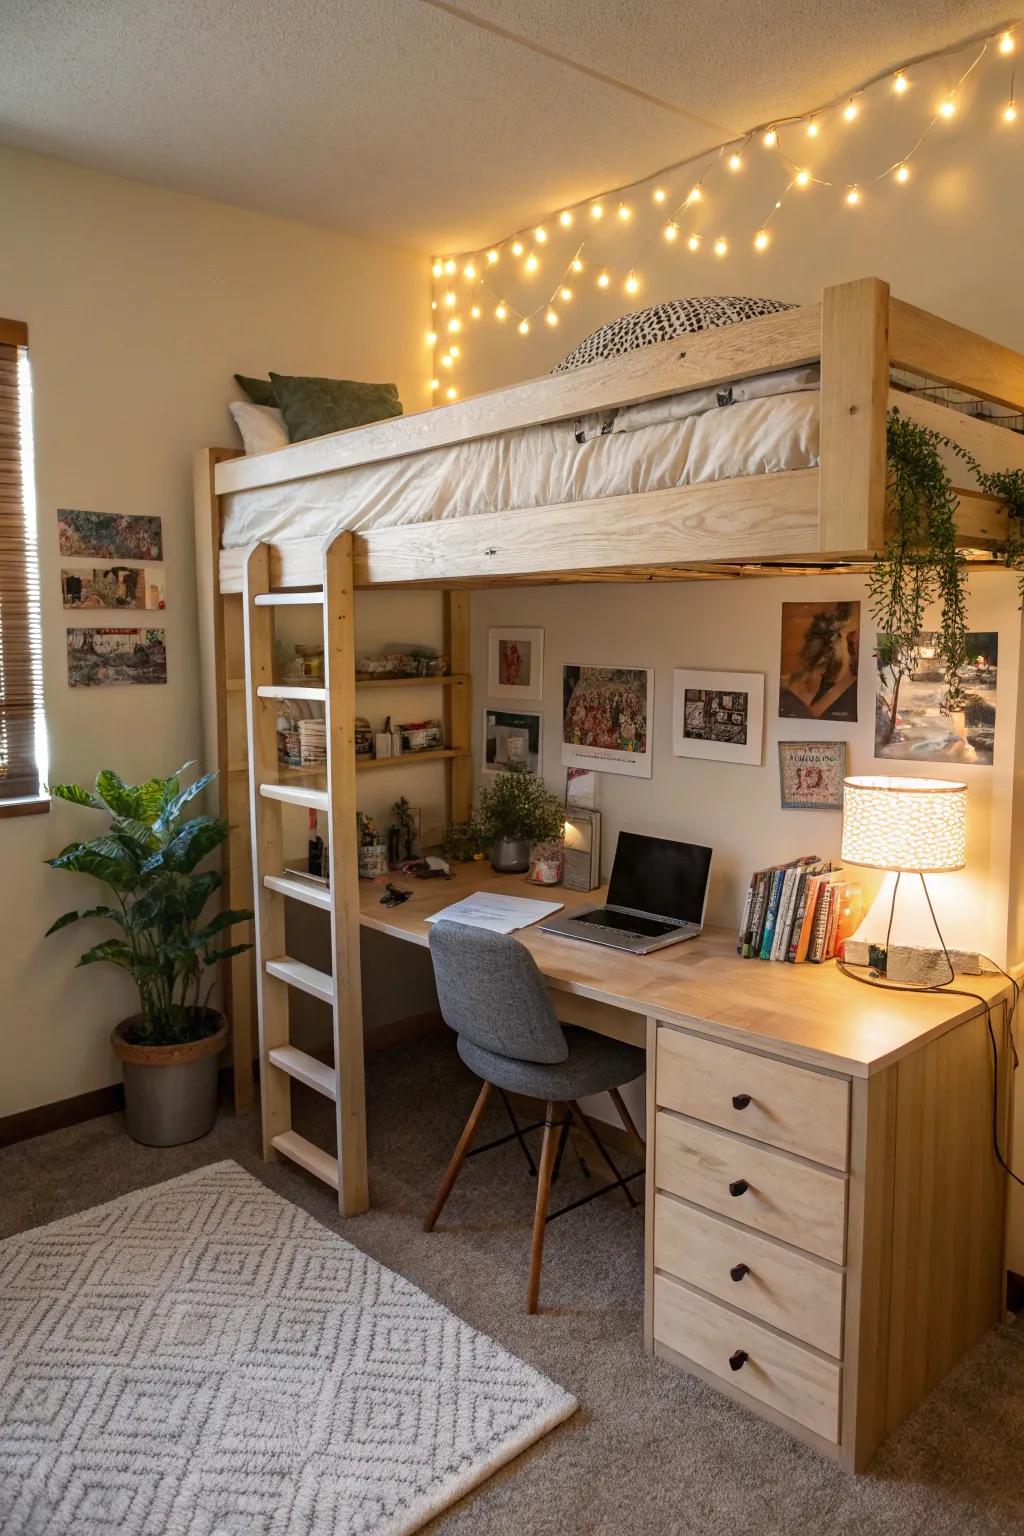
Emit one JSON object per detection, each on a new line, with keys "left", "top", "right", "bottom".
{"left": 359, "top": 863, "right": 1012, "bottom": 1078}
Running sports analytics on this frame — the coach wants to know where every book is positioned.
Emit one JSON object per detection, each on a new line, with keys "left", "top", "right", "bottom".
{"left": 772, "top": 868, "right": 800, "bottom": 961}
{"left": 759, "top": 868, "right": 788, "bottom": 960}
{"left": 785, "top": 871, "right": 810, "bottom": 962}
{"left": 793, "top": 874, "right": 824, "bottom": 963}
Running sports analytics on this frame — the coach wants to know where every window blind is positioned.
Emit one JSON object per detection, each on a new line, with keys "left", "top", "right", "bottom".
{"left": 0, "top": 318, "right": 45, "bottom": 803}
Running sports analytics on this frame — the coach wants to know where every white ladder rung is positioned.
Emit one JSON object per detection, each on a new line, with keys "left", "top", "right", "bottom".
{"left": 272, "top": 1130, "right": 339, "bottom": 1189}
{"left": 260, "top": 783, "right": 329, "bottom": 812}
{"left": 268, "top": 1045, "right": 337, "bottom": 1099}
{"left": 257, "top": 684, "right": 326, "bottom": 702}
{"left": 264, "top": 872, "right": 333, "bottom": 910}
{"left": 265, "top": 955, "right": 334, "bottom": 1003}
{"left": 254, "top": 591, "right": 324, "bottom": 607}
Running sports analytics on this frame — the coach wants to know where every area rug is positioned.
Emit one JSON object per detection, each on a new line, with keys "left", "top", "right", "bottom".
{"left": 0, "top": 1160, "right": 576, "bottom": 1535}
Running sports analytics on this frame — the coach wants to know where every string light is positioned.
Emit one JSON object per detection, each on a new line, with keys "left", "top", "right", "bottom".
{"left": 939, "top": 97, "right": 956, "bottom": 118}
{"left": 663, "top": 221, "right": 679, "bottom": 241}
{"left": 495, "top": 302, "right": 508, "bottom": 320}
{"left": 463, "top": 262, "right": 476, "bottom": 279}
{"left": 443, "top": 290, "right": 456, "bottom": 308}
{"left": 687, "top": 233, "right": 701, "bottom": 251}
{"left": 449, "top": 345, "right": 460, "bottom": 357}
{"left": 430, "top": 378, "right": 439, "bottom": 391}
{"left": 597, "top": 269, "right": 610, "bottom": 287}
{"left": 653, "top": 186, "right": 667, "bottom": 202}
{"left": 443, "top": 258, "right": 457, "bottom": 274}
{"left": 895, "top": 162, "right": 911, "bottom": 182}
{"left": 446, "top": 386, "right": 457, "bottom": 400}
{"left": 843, "top": 98, "right": 859, "bottom": 121}
{"left": 545, "top": 308, "right": 559, "bottom": 326}
{"left": 425, "top": 330, "right": 437, "bottom": 345}
{"left": 560, "top": 286, "right": 573, "bottom": 301}
{"left": 806, "top": 117, "right": 819, "bottom": 136}
{"left": 535, "top": 225, "right": 548, "bottom": 242}
{"left": 763, "top": 127, "right": 777, "bottom": 147}
{"left": 624, "top": 272, "right": 640, "bottom": 294}
{"left": 471, "top": 305, "right": 481, "bottom": 319}
{"left": 447, "top": 317, "right": 462, "bottom": 333}
{"left": 728, "top": 152, "right": 743, "bottom": 171}
{"left": 486, "top": 248, "right": 499, "bottom": 264}
{"left": 440, "top": 353, "right": 453, "bottom": 367}
{"left": 754, "top": 229, "right": 770, "bottom": 251}
{"left": 894, "top": 72, "right": 909, "bottom": 94}
{"left": 795, "top": 168, "right": 811, "bottom": 187}
{"left": 431, "top": 260, "right": 443, "bottom": 278}
{"left": 846, "top": 185, "right": 862, "bottom": 205}
{"left": 590, "top": 202, "right": 604, "bottom": 219}
{"left": 1000, "top": 31, "right": 1016, "bottom": 54}
{"left": 1005, "top": 100, "right": 1018, "bottom": 123}
{"left": 617, "top": 202, "right": 632, "bottom": 220}
{"left": 511, "top": 239, "right": 524, "bottom": 256}
{"left": 559, "top": 209, "right": 573, "bottom": 226}
{"left": 713, "top": 236, "right": 729, "bottom": 257}
{"left": 518, "top": 318, "right": 530, "bottom": 334}
{"left": 687, "top": 184, "right": 703, "bottom": 204}
{"left": 570, "top": 257, "right": 584, "bottom": 272}
{"left": 523, "top": 252, "right": 539, "bottom": 273}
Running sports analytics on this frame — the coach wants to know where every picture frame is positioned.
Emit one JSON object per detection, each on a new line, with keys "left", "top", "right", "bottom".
{"left": 672, "top": 669, "right": 764, "bottom": 765}
{"left": 487, "top": 627, "right": 544, "bottom": 701}
{"left": 561, "top": 664, "right": 654, "bottom": 779}
{"left": 482, "top": 706, "right": 543, "bottom": 776}
{"left": 778, "top": 740, "right": 847, "bottom": 810}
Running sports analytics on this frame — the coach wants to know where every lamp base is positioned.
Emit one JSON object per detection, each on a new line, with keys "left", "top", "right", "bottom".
{"left": 841, "top": 871, "right": 979, "bottom": 984}
{"left": 842, "top": 938, "right": 981, "bottom": 985}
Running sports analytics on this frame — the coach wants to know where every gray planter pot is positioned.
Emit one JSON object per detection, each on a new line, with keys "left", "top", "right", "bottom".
{"left": 111, "top": 1012, "right": 227, "bottom": 1147}
{"left": 491, "top": 837, "right": 531, "bottom": 873}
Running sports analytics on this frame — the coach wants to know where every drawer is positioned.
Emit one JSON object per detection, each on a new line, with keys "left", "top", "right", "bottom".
{"left": 655, "top": 1110, "right": 847, "bottom": 1264}
{"left": 654, "top": 1271, "right": 841, "bottom": 1442}
{"left": 657, "top": 1026, "right": 850, "bottom": 1171}
{"left": 654, "top": 1193, "right": 844, "bottom": 1357}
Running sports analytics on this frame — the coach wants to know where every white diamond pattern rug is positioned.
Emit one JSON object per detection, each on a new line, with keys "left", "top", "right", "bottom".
{"left": 0, "top": 1161, "right": 577, "bottom": 1535}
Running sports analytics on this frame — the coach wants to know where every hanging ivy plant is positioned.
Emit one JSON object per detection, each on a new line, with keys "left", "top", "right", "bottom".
{"left": 871, "top": 406, "right": 1024, "bottom": 747}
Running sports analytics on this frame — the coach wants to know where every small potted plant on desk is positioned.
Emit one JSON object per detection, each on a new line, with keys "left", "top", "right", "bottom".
{"left": 475, "top": 765, "right": 566, "bottom": 875}
{"left": 44, "top": 764, "right": 252, "bottom": 1147}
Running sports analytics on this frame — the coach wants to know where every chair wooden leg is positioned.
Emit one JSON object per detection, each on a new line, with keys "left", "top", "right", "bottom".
{"left": 424, "top": 1081, "right": 492, "bottom": 1232}
{"left": 609, "top": 1086, "right": 646, "bottom": 1157}
{"left": 527, "top": 1101, "right": 564, "bottom": 1314}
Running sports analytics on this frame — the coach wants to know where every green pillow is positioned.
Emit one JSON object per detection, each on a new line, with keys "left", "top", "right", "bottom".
{"left": 234, "top": 374, "right": 277, "bottom": 407}
{"left": 269, "top": 373, "right": 402, "bottom": 442}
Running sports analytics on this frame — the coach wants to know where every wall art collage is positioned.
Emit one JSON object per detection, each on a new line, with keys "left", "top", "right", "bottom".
{"left": 57, "top": 510, "right": 167, "bottom": 687}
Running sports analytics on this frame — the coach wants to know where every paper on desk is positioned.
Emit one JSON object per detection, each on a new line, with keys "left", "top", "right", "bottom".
{"left": 426, "top": 891, "right": 564, "bottom": 934}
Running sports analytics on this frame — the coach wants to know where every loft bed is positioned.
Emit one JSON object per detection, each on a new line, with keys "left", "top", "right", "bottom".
{"left": 193, "top": 276, "right": 1024, "bottom": 1214}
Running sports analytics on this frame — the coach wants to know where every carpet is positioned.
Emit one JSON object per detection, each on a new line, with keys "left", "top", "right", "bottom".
{"left": 0, "top": 1159, "right": 577, "bottom": 1536}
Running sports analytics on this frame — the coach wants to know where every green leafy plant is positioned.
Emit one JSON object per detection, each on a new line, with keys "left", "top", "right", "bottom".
{"left": 439, "top": 817, "right": 488, "bottom": 863}
{"left": 44, "top": 764, "right": 252, "bottom": 1047}
{"left": 474, "top": 766, "right": 565, "bottom": 845}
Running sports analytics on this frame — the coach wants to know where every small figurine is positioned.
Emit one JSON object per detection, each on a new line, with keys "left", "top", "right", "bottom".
{"left": 391, "top": 797, "right": 420, "bottom": 861}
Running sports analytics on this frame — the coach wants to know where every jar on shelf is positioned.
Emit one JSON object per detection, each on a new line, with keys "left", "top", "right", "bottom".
{"left": 528, "top": 838, "right": 565, "bottom": 886}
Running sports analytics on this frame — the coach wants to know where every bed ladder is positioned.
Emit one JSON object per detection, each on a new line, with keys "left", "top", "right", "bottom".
{"left": 241, "top": 531, "right": 368, "bottom": 1216}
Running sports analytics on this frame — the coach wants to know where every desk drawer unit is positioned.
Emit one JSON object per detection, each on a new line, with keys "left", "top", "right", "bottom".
{"left": 657, "top": 1026, "right": 851, "bottom": 1170}
{"left": 654, "top": 1271, "right": 842, "bottom": 1442}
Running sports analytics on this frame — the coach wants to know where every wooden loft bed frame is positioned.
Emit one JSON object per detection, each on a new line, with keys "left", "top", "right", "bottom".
{"left": 193, "top": 275, "right": 1024, "bottom": 1212}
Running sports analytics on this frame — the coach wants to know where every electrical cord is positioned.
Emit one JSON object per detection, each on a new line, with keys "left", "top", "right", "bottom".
{"left": 837, "top": 872, "right": 1024, "bottom": 1188}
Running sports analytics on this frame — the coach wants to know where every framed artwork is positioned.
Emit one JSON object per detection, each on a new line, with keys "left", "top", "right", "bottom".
{"left": 487, "top": 627, "right": 544, "bottom": 700}
{"left": 58, "top": 509, "right": 163, "bottom": 561}
{"left": 483, "top": 707, "right": 542, "bottom": 775}
{"left": 672, "top": 669, "right": 764, "bottom": 765}
{"left": 66, "top": 628, "right": 167, "bottom": 687}
{"left": 779, "top": 600, "right": 860, "bottom": 723}
{"left": 561, "top": 664, "right": 654, "bottom": 779}
{"left": 778, "top": 740, "right": 847, "bottom": 809}
{"left": 61, "top": 565, "right": 165, "bottom": 610}
{"left": 875, "top": 630, "right": 997, "bottom": 767}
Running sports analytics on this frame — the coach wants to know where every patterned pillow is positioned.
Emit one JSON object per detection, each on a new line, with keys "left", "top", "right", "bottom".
{"left": 552, "top": 295, "right": 796, "bottom": 374}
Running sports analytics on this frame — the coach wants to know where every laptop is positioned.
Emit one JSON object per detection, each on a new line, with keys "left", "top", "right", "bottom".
{"left": 540, "top": 831, "right": 713, "bottom": 954}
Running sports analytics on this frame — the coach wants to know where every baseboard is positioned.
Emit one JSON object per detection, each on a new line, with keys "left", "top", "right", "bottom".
{"left": 0, "top": 1082, "right": 125, "bottom": 1148}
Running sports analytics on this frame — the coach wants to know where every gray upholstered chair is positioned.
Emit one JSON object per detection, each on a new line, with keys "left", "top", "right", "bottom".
{"left": 425, "top": 921, "right": 646, "bottom": 1312}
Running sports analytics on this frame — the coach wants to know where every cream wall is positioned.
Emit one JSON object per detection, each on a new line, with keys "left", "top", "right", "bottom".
{"left": 0, "top": 144, "right": 431, "bottom": 1119}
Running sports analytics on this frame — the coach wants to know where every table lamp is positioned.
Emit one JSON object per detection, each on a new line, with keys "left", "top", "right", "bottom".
{"left": 840, "top": 774, "right": 970, "bottom": 986}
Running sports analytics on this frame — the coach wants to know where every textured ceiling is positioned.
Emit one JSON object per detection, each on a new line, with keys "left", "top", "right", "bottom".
{"left": 0, "top": 0, "right": 1010, "bottom": 252}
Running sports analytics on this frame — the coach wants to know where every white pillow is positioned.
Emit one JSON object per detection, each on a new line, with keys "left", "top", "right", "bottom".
{"left": 228, "top": 399, "right": 289, "bottom": 455}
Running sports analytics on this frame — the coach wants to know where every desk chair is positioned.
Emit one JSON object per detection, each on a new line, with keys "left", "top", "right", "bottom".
{"left": 425, "top": 920, "right": 646, "bottom": 1312}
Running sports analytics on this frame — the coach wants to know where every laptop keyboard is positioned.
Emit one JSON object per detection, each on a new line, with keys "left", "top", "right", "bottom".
{"left": 568, "top": 908, "right": 678, "bottom": 939}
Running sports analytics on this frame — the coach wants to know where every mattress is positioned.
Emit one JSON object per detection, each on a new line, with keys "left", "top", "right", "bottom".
{"left": 220, "top": 386, "right": 822, "bottom": 549}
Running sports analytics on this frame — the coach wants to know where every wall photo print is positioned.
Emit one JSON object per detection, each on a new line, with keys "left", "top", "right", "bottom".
{"left": 561, "top": 665, "right": 653, "bottom": 779}
{"left": 66, "top": 628, "right": 167, "bottom": 687}
{"left": 61, "top": 566, "right": 165, "bottom": 610}
{"left": 483, "top": 707, "right": 542, "bottom": 775}
{"left": 875, "top": 631, "right": 997, "bottom": 766}
{"left": 779, "top": 600, "right": 860, "bottom": 723}
{"left": 58, "top": 509, "right": 163, "bottom": 561}
{"left": 778, "top": 740, "right": 847, "bottom": 810}
{"left": 672, "top": 669, "right": 764, "bottom": 765}
{"left": 487, "top": 627, "right": 544, "bottom": 701}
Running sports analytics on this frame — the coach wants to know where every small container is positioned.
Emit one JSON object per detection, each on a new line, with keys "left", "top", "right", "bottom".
{"left": 528, "top": 839, "right": 565, "bottom": 886}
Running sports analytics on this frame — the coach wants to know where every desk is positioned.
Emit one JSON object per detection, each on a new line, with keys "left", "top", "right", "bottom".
{"left": 360, "top": 863, "right": 1014, "bottom": 1472}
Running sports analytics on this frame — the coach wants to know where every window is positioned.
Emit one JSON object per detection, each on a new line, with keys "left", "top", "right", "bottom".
{"left": 0, "top": 318, "right": 46, "bottom": 814}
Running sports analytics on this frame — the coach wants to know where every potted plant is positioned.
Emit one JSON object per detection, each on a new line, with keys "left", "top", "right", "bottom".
{"left": 44, "top": 764, "right": 252, "bottom": 1147}
{"left": 475, "top": 766, "right": 566, "bottom": 874}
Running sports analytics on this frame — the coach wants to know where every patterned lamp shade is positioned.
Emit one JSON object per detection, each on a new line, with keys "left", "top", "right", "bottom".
{"left": 841, "top": 776, "right": 967, "bottom": 873}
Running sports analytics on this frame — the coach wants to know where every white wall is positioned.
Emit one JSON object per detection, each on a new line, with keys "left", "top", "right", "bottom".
{"left": 0, "top": 144, "right": 430, "bottom": 1119}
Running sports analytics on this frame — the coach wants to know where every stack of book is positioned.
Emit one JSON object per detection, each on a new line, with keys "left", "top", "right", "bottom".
{"left": 738, "top": 858, "right": 863, "bottom": 964}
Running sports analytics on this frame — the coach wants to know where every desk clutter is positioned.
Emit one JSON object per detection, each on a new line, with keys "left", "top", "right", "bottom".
{"left": 738, "top": 857, "right": 862, "bottom": 963}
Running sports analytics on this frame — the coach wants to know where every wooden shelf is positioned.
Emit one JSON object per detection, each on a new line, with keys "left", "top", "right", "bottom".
{"left": 355, "top": 672, "right": 467, "bottom": 689}
{"left": 229, "top": 747, "right": 470, "bottom": 778}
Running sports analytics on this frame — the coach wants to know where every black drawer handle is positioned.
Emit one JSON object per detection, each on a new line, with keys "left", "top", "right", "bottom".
{"left": 729, "top": 1349, "right": 749, "bottom": 1372}
{"left": 732, "top": 1093, "right": 752, "bottom": 1110}
{"left": 729, "top": 1179, "right": 749, "bottom": 1197}
{"left": 730, "top": 1262, "right": 749, "bottom": 1282}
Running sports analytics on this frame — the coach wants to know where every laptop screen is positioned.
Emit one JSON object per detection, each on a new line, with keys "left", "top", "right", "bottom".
{"left": 606, "top": 831, "right": 713, "bottom": 926}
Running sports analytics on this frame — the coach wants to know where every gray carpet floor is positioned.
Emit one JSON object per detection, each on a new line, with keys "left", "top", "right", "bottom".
{"left": 2, "top": 1032, "right": 1023, "bottom": 1536}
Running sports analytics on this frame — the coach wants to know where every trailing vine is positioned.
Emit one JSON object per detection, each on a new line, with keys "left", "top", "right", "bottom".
{"left": 871, "top": 406, "right": 1024, "bottom": 746}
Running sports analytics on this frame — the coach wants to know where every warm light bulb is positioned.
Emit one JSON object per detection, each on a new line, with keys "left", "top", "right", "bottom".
{"left": 591, "top": 202, "right": 604, "bottom": 219}
{"left": 713, "top": 236, "right": 728, "bottom": 257}
{"left": 559, "top": 210, "right": 573, "bottom": 226}
{"left": 687, "top": 184, "right": 703, "bottom": 204}
{"left": 471, "top": 305, "right": 481, "bottom": 319}
{"left": 431, "top": 300, "right": 437, "bottom": 310}
{"left": 895, "top": 163, "right": 910, "bottom": 183}
{"left": 663, "top": 221, "right": 679, "bottom": 242}
{"left": 446, "top": 386, "right": 457, "bottom": 400}
{"left": 570, "top": 257, "right": 584, "bottom": 272}
{"left": 844, "top": 99, "right": 859, "bottom": 121}
{"left": 545, "top": 308, "right": 558, "bottom": 326}
{"left": 448, "top": 345, "right": 459, "bottom": 357}
{"left": 763, "top": 127, "right": 778, "bottom": 147}
{"left": 444, "top": 258, "right": 457, "bottom": 274}
{"left": 443, "top": 290, "right": 456, "bottom": 307}
{"left": 518, "top": 318, "right": 530, "bottom": 334}
{"left": 795, "top": 168, "right": 811, "bottom": 187}
{"left": 806, "top": 118, "right": 819, "bottom": 137}
{"left": 894, "top": 72, "right": 909, "bottom": 94}
{"left": 939, "top": 98, "right": 956, "bottom": 118}
{"left": 511, "top": 239, "right": 524, "bottom": 256}
{"left": 1000, "top": 31, "right": 1015, "bottom": 55}
{"left": 624, "top": 272, "right": 640, "bottom": 294}
{"left": 754, "top": 229, "right": 770, "bottom": 251}
{"left": 440, "top": 353, "right": 452, "bottom": 367}
{"left": 495, "top": 302, "right": 508, "bottom": 320}
{"left": 653, "top": 186, "right": 667, "bottom": 202}
{"left": 687, "top": 233, "right": 701, "bottom": 251}
{"left": 486, "top": 248, "right": 499, "bottom": 264}
{"left": 846, "top": 186, "right": 861, "bottom": 206}
{"left": 426, "top": 330, "right": 437, "bottom": 344}
{"left": 535, "top": 226, "right": 548, "bottom": 243}
{"left": 597, "top": 269, "right": 610, "bottom": 287}
{"left": 431, "top": 260, "right": 443, "bottom": 278}
{"left": 463, "top": 262, "right": 476, "bottom": 280}
{"left": 617, "top": 203, "right": 632, "bottom": 220}
{"left": 430, "top": 378, "right": 439, "bottom": 391}
{"left": 1005, "top": 101, "right": 1018, "bottom": 123}
{"left": 524, "top": 252, "right": 539, "bottom": 273}
{"left": 560, "top": 286, "right": 573, "bottom": 301}
{"left": 447, "top": 317, "right": 461, "bottom": 333}
{"left": 727, "top": 152, "right": 743, "bottom": 172}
